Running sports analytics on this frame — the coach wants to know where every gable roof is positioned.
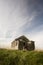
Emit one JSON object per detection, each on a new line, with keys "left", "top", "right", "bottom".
{"left": 15, "top": 35, "right": 29, "bottom": 42}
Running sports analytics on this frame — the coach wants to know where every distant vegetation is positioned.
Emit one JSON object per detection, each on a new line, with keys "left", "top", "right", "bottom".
{"left": 0, "top": 49, "right": 43, "bottom": 65}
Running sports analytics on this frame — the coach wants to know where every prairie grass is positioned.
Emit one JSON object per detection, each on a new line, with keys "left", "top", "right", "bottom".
{"left": 0, "top": 49, "right": 43, "bottom": 65}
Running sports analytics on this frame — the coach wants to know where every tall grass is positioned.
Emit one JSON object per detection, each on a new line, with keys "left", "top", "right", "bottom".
{"left": 0, "top": 49, "right": 43, "bottom": 65}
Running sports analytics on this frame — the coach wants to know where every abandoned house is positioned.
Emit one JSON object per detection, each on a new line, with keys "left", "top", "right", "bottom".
{"left": 11, "top": 35, "right": 35, "bottom": 50}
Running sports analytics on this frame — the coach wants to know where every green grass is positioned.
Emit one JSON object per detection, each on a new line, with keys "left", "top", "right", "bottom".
{"left": 0, "top": 49, "right": 43, "bottom": 65}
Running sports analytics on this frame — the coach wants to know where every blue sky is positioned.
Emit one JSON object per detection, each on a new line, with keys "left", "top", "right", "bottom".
{"left": 0, "top": 0, "right": 43, "bottom": 50}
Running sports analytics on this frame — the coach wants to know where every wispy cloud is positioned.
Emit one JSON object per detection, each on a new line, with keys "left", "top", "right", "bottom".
{"left": 0, "top": 0, "right": 43, "bottom": 49}
{"left": 26, "top": 25, "right": 43, "bottom": 50}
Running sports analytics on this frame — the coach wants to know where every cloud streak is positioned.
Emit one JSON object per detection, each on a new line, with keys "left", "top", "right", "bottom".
{"left": 0, "top": 0, "right": 43, "bottom": 49}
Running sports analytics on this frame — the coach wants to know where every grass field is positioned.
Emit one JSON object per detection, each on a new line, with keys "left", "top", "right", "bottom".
{"left": 0, "top": 49, "right": 43, "bottom": 65}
